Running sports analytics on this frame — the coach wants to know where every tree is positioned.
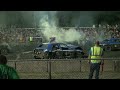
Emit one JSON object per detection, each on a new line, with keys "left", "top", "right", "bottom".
{"left": 93, "top": 11, "right": 120, "bottom": 26}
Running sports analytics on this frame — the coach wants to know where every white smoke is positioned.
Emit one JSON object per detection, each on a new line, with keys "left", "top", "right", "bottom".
{"left": 38, "top": 11, "right": 112, "bottom": 47}
{"left": 95, "top": 28, "right": 111, "bottom": 42}
{"left": 39, "top": 11, "right": 86, "bottom": 45}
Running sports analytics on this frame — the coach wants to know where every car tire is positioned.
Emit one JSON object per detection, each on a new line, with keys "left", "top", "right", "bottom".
{"left": 43, "top": 53, "right": 48, "bottom": 59}
{"left": 34, "top": 56, "right": 41, "bottom": 59}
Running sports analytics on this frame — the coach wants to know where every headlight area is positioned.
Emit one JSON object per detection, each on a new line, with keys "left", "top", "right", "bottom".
{"left": 36, "top": 52, "right": 39, "bottom": 54}
{"left": 34, "top": 50, "right": 41, "bottom": 54}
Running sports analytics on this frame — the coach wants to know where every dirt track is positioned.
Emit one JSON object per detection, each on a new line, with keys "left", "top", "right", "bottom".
{"left": 18, "top": 71, "right": 120, "bottom": 79}
{"left": 6, "top": 50, "right": 120, "bottom": 61}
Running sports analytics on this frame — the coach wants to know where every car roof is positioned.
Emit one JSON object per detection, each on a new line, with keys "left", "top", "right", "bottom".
{"left": 42, "top": 42, "right": 65, "bottom": 44}
{"left": 42, "top": 43, "right": 49, "bottom": 44}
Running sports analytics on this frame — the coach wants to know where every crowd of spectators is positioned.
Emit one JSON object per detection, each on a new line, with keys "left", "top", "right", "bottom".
{"left": 0, "top": 25, "right": 120, "bottom": 46}
{"left": 0, "top": 26, "right": 43, "bottom": 46}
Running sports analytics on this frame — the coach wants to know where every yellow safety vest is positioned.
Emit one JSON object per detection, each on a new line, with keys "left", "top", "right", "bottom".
{"left": 90, "top": 46, "right": 103, "bottom": 63}
{"left": 29, "top": 37, "right": 33, "bottom": 42}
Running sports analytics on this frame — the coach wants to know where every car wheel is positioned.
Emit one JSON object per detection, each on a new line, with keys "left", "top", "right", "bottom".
{"left": 34, "top": 56, "right": 40, "bottom": 59}
{"left": 43, "top": 53, "right": 48, "bottom": 59}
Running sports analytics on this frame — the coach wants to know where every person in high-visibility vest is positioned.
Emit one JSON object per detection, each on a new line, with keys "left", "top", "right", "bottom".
{"left": 88, "top": 41, "right": 104, "bottom": 79}
{"left": 29, "top": 36, "right": 33, "bottom": 42}
{"left": 0, "top": 50, "right": 19, "bottom": 79}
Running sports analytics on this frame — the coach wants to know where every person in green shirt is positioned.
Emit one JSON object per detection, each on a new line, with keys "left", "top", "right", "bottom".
{"left": 0, "top": 51, "right": 19, "bottom": 79}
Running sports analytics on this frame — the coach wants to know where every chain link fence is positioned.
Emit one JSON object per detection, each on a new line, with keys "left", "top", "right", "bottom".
{"left": 7, "top": 58, "right": 120, "bottom": 79}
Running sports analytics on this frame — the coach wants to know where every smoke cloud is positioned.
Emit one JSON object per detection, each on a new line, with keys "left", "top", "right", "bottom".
{"left": 38, "top": 11, "right": 86, "bottom": 45}
{"left": 0, "top": 11, "right": 113, "bottom": 46}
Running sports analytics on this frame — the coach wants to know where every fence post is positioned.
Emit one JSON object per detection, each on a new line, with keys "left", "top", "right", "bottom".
{"left": 80, "top": 60, "right": 81, "bottom": 72}
{"left": 47, "top": 61, "right": 48, "bottom": 72}
{"left": 113, "top": 60, "right": 116, "bottom": 72}
{"left": 15, "top": 61, "right": 17, "bottom": 70}
{"left": 48, "top": 59, "right": 52, "bottom": 79}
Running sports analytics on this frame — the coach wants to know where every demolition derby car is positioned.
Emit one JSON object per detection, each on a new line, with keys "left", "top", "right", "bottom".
{"left": 33, "top": 43, "right": 86, "bottom": 59}
{"left": 100, "top": 38, "right": 120, "bottom": 51}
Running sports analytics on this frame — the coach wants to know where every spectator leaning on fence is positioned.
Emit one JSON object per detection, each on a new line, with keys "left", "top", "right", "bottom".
{"left": 0, "top": 50, "right": 19, "bottom": 79}
{"left": 88, "top": 41, "right": 104, "bottom": 79}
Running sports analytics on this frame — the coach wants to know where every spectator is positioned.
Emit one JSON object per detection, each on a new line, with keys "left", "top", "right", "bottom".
{"left": 88, "top": 41, "right": 104, "bottom": 79}
{"left": 0, "top": 50, "right": 19, "bottom": 79}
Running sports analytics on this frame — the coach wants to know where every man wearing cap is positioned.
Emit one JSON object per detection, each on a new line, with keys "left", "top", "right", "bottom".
{"left": 0, "top": 50, "right": 19, "bottom": 79}
{"left": 88, "top": 41, "right": 104, "bottom": 79}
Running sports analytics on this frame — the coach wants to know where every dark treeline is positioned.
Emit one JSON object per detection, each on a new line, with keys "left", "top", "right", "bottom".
{"left": 0, "top": 11, "right": 120, "bottom": 28}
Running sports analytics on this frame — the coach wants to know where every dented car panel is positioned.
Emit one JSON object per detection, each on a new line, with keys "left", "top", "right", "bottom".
{"left": 33, "top": 43, "right": 85, "bottom": 59}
